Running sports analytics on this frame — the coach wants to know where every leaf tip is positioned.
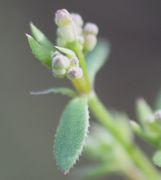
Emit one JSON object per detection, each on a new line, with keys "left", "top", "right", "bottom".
{"left": 25, "top": 33, "right": 31, "bottom": 38}
{"left": 29, "top": 21, "right": 34, "bottom": 27}
{"left": 30, "top": 22, "right": 38, "bottom": 34}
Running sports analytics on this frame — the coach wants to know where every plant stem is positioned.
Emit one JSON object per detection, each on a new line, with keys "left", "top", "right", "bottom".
{"left": 88, "top": 91, "right": 161, "bottom": 180}
{"left": 68, "top": 42, "right": 91, "bottom": 94}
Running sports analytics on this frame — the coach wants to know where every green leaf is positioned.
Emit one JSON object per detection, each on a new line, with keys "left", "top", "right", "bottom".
{"left": 55, "top": 46, "right": 76, "bottom": 58}
{"left": 152, "top": 150, "right": 161, "bottom": 167}
{"left": 86, "top": 39, "right": 111, "bottom": 86}
{"left": 130, "top": 121, "right": 144, "bottom": 137}
{"left": 26, "top": 34, "right": 53, "bottom": 68}
{"left": 136, "top": 98, "right": 153, "bottom": 126}
{"left": 54, "top": 97, "right": 89, "bottom": 173}
{"left": 30, "top": 87, "right": 77, "bottom": 97}
{"left": 30, "top": 23, "right": 54, "bottom": 51}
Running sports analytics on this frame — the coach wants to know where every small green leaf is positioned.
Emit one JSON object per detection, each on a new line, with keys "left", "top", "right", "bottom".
{"left": 152, "top": 150, "right": 161, "bottom": 167}
{"left": 86, "top": 39, "right": 111, "bottom": 86}
{"left": 130, "top": 120, "right": 156, "bottom": 142}
{"left": 130, "top": 121, "right": 144, "bottom": 136}
{"left": 55, "top": 46, "right": 76, "bottom": 58}
{"left": 30, "top": 23, "right": 54, "bottom": 51}
{"left": 136, "top": 98, "right": 153, "bottom": 128}
{"left": 54, "top": 97, "right": 89, "bottom": 173}
{"left": 26, "top": 34, "right": 53, "bottom": 68}
{"left": 30, "top": 87, "right": 77, "bottom": 97}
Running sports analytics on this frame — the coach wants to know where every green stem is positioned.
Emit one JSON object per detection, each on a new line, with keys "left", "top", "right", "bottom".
{"left": 88, "top": 92, "right": 161, "bottom": 180}
{"left": 75, "top": 49, "right": 90, "bottom": 90}
{"left": 67, "top": 42, "right": 91, "bottom": 94}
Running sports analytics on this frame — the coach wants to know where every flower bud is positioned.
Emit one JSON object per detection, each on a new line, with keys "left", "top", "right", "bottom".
{"left": 84, "top": 34, "right": 97, "bottom": 52}
{"left": 55, "top": 9, "right": 72, "bottom": 27}
{"left": 57, "top": 25, "right": 76, "bottom": 43}
{"left": 84, "top": 22, "right": 99, "bottom": 35}
{"left": 154, "top": 110, "right": 161, "bottom": 121}
{"left": 52, "top": 52, "right": 70, "bottom": 70}
{"left": 71, "top": 13, "right": 83, "bottom": 27}
{"left": 77, "top": 35, "right": 84, "bottom": 45}
{"left": 70, "top": 57, "right": 79, "bottom": 66}
{"left": 67, "top": 67, "right": 83, "bottom": 80}
{"left": 52, "top": 68, "right": 66, "bottom": 78}
{"left": 146, "top": 110, "right": 161, "bottom": 123}
{"left": 76, "top": 26, "right": 83, "bottom": 35}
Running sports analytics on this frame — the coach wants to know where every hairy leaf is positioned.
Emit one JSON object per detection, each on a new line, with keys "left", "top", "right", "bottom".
{"left": 54, "top": 97, "right": 89, "bottom": 173}
{"left": 30, "top": 23, "right": 54, "bottom": 51}
{"left": 30, "top": 87, "right": 77, "bottom": 97}
{"left": 86, "top": 39, "right": 111, "bottom": 86}
{"left": 136, "top": 98, "right": 153, "bottom": 126}
{"left": 152, "top": 150, "right": 161, "bottom": 167}
{"left": 26, "top": 34, "right": 53, "bottom": 68}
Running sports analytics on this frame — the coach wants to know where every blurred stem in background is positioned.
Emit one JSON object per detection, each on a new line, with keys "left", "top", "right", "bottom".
{"left": 88, "top": 92, "right": 161, "bottom": 180}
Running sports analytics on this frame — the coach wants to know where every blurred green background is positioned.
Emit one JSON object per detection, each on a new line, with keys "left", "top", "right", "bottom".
{"left": 1, "top": 0, "right": 161, "bottom": 179}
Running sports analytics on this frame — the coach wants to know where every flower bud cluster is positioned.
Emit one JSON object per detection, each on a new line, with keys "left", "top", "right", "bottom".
{"left": 55, "top": 9, "right": 99, "bottom": 52}
{"left": 52, "top": 51, "right": 83, "bottom": 80}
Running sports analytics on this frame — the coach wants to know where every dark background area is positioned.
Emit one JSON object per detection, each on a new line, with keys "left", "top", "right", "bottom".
{"left": 1, "top": 0, "right": 161, "bottom": 179}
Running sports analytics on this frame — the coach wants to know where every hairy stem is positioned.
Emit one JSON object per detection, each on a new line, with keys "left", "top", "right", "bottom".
{"left": 88, "top": 92, "right": 161, "bottom": 180}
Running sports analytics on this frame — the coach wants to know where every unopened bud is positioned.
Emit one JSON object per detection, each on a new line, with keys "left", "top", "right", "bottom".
{"left": 52, "top": 53, "right": 70, "bottom": 69}
{"left": 154, "top": 110, "right": 161, "bottom": 121}
{"left": 52, "top": 68, "right": 66, "bottom": 78}
{"left": 146, "top": 110, "right": 161, "bottom": 123}
{"left": 77, "top": 35, "right": 84, "bottom": 45}
{"left": 84, "top": 22, "right": 99, "bottom": 35}
{"left": 67, "top": 67, "right": 83, "bottom": 80}
{"left": 55, "top": 9, "right": 72, "bottom": 27}
{"left": 70, "top": 57, "right": 79, "bottom": 66}
{"left": 84, "top": 34, "right": 97, "bottom": 51}
{"left": 57, "top": 25, "right": 76, "bottom": 43}
{"left": 71, "top": 13, "right": 83, "bottom": 27}
{"left": 76, "top": 26, "right": 83, "bottom": 35}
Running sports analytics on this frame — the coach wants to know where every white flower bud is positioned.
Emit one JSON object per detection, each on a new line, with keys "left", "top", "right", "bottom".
{"left": 154, "top": 110, "right": 161, "bottom": 121}
{"left": 70, "top": 57, "right": 79, "bottom": 66}
{"left": 84, "top": 22, "right": 99, "bottom": 35}
{"left": 77, "top": 35, "right": 84, "bottom": 45}
{"left": 57, "top": 25, "right": 76, "bottom": 43}
{"left": 76, "top": 26, "right": 83, "bottom": 35}
{"left": 67, "top": 67, "right": 83, "bottom": 80}
{"left": 84, "top": 34, "right": 97, "bottom": 51}
{"left": 55, "top": 9, "right": 72, "bottom": 27}
{"left": 52, "top": 53, "right": 70, "bottom": 70}
{"left": 52, "top": 68, "right": 66, "bottom": 78}
{"left": 71, "top": 13, "right": 83, "bottom": 27}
